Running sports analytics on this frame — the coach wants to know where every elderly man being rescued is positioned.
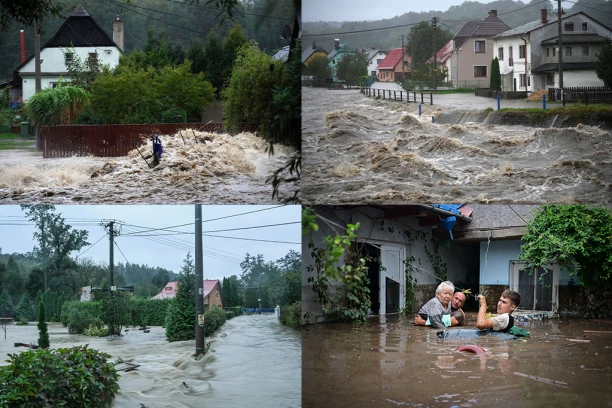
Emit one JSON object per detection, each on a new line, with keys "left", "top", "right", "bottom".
{"left": 414, "top": 281, "right": 458, "bottom": 329}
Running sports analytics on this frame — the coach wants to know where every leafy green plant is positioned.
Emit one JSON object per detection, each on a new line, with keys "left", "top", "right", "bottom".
{"left": 161, "top": 107, "right": 187, "bottom": 123}
{"left": 60, "top": 300, "right": 101, "bottom": 334}
{"left": 165, "top": 254, "right": 196, "bottom": 342}
{"left": 279, "top": 300, "right": 301, "bottom": 329}
{"left": 0, "top": 345, "right": 119, "bottom": 407}
{"left": 37, "top": 300, "right": 49, "bottom": 349}
{"left": 85, "top": 320, "right": 108, "bottom": 337}
{"left": 204, "top": 307, "right": 227, "bottom": 336}
{"left": 225, "top": 310, "right": 235, "bottom": 319}
{"left": 98, "top": 291, "right": 132, "bottom": 336}
{"left": 22, "top": 84, "right": 91, "bottom": 127}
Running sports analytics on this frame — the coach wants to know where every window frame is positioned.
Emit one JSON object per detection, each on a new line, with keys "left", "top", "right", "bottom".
{"left": 498, "top": 46, "right": 504, "bottom": 60}
{"left": 582, "top": 46, "right": 589, "bottom": 56}
{"left": 519, "top": 44, "right": 526, "bottom": 59}
{"left": 582, "top": 22, "right": 588, "bottom": 31}
{"left": 474, "top": 40, "right": 486, "bottom": 54}
{"left": 473, "top": 65, "right": 487, "bottom": 78}
{"left": 565, "top": 46, "right": 572, "bottom": 56}
{"left": 565, "top": 22, "right": 574, "bottom": 32}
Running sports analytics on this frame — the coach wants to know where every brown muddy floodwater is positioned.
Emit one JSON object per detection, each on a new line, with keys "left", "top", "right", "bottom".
{"left": 302, "top": 315, "right": 612, "bottom": 407}
{"left": 0, "top": 130, "right": 297, "bottom": 204}
{"left": 1, "top": 314, "right": 300, "bottom": 408}
{"left": 302, "top": 87, "right": 612, "bottom": 204}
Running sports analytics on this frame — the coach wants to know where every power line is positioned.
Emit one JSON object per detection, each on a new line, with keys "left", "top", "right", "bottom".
{"left": 159, "top": 0, "right": 293, "bottom": 22}
{"left": 75, "top": 233, "right": 108, "bottom": 260}
{"left": 201, "top": 234, "right": 299, "bottom": 244}
{"left": 302, "top": 21, "right": 425, "bottom": 38}
{"left": 202, "top": 221, "right": 300, "bottom": 234}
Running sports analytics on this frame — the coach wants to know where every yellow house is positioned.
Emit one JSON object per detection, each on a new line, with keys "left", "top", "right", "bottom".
{"left": 152, "top": 279, "right": 224, "bottom": 311}
{"left": 302, "top": 41, "right": 328, "bottom": 67}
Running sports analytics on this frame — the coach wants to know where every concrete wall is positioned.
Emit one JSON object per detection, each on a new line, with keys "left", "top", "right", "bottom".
{"left": 367, "top": 51, "right": 387, "bottom": 77}
{"left": 19, "top": 46, "right": 121, "bottom": 101}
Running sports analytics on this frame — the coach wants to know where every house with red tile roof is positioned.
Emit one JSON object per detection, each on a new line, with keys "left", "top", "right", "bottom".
{"left": 427, "top": 39, "right": 455, "bottom": 83}
{"left": 153, "top": 279, "right": 224, "bottom": 310}
{"left": 376, "top": 48, "right": 411, "bottom": 82}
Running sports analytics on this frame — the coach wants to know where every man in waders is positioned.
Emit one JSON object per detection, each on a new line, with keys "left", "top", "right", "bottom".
{"left": 476, "top": 290, "right": 521, "bottom": 332}
{"left": 152, "top": 134, "right": 163, "bottom": 166}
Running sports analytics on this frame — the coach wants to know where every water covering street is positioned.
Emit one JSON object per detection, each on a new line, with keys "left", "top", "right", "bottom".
{"left": 302, "top": 315, "right": 612, "bottom": 407}
{"left": 0, "top": 130, "right": 297, "bottom": 204}
{"left": 302, "top": 87, "right": 612, "bottom": 204}
{"left": 0, "top": 314, "right": 301, "bottom": 408}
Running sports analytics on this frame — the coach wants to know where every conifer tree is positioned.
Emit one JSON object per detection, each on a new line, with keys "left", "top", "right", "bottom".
{"left": 165, "top": 253, "right": 196, "bottom": 342}
{"left": 490, "top": 57, "right": 501, "bottom": 91}
{"left": 38, "top": 300, "right": 50, "bottom": 349}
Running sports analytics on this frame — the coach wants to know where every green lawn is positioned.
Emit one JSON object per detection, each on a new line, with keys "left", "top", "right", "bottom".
{"left": 435, "top": 88, "right": 477, "bottom": 94}
{"left": 0, "top": 133, "right": 36, "bottom": 150}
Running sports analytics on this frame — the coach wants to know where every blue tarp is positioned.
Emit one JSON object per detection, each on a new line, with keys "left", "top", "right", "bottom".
{"left": 432, "top": 204, "right": 463, "bottom": 214}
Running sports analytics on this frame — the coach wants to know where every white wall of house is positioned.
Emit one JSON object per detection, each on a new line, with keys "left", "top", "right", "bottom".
{"left": 367, "top": 52, "right": 387, "bottom": 78}
{"left": 494, "top": 36, "right": 531, "bottom": 92}
{"left": 479, "top": 240, "right": 522, "bottom": 285}
{"left": 560, "top": 70, "right": 604, "bottom": 87}
{"left": 19, "top": 46, "right": 121, "bottom": 101}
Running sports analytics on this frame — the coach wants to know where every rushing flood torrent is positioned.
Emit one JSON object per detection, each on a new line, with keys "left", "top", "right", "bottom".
{"left": 0, "top": 314, "right": 300, "bottom": 408}
{"left": 302, "top": 87, "right": 612, "bottom": 204}
{"left": 0, "top": 130, "right": 297, "bottom": 203}
{"left": 302, "top": 315, "right": 612, "bottom": 407}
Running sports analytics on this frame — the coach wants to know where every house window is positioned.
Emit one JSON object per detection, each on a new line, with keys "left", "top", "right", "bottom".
{"left": 498, "top": 47, "right": 504, "bottom": 60}
{"left": 519, "top": 44, "right": 526, "bottom": 59}
{"left": 546, "top": 48, "right": 550, "bottom": 57}
{"left": 215, "top": 289, "right": 219, "bottom": 297}
{"left": 372, "top": 70, "right": 377, "bottom": 77}
{"left": 64, "top": 52, "right": 74, "bottom": 65}
{"left": 552, "top": 47, "right": 556, "bottom": 57}
{"left": 475, "top": 40, "right": 486, "bottom": 53}
{"left": 87, "top": 52, "right": 98, "bottom": 70}
{"left": 546, "top": 74, "right": 554, "bottom": 85}
{"left": 565, "top": 22, "right": 574, "bottom": 31}
{"left": 520, "top": 74, "right": 525, "bottom": 88}
{"left": 510, "top": 262, "right": 559, "bottom": 311}
{"left": 474, "top": 66, "right": 487, "bottom": 77}
{"left": 565, "top": 47, "right": 572, "bottom": 56}
{"left": 508, "top": 45, "right": 513, "bottom": 66}
{"left": 583, "top": 46, "right": 589, "bottom": 56}
{"left": 582, "top": 22, "right": 588, "bottom": 31}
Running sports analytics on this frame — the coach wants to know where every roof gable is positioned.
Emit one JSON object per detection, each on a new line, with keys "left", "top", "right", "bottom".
{"left": 377, "top": 48, "right": 405, "bottom": 69}
{"left": 328, "top": 44, "right": 354, "bottom": 60}
{"left": 302, "top": 42, "right": 328, "bottom": 63}
{"left": 428, "top": 39, "right": 454, "bottom": 64}
{"left": 455, "top": 13, "right": 510, "bottom": 48}
{"left": 44, "top": 4, "right": 117, "bottom": 48}
{"left": 494, "top": 11, "right": 612, "bottom": 39}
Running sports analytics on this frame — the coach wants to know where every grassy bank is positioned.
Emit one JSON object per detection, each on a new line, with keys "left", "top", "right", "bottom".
{"left": 0, "top": 133, "right": 35, "bottom": 150}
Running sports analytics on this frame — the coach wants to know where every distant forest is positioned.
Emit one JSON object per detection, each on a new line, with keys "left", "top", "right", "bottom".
{"left": 302, "top": 0, "right": 612, "bottom": 53}
{"left": 0, "top": 0, "right": 295, "bottom": 79}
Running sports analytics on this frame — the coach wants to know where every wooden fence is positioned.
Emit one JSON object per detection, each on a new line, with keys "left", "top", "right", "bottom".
{"left": 548, "top": 86, "right": 612, "bottom": 104}
{"left": 41, "top": 123, "right": 258, "bottom": 158}
{"left": 361, "top": 87, "right": 433, "bottom": 104}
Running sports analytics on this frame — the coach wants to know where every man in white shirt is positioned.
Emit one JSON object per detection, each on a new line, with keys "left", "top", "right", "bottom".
{"left": 476, "top": 290, "right": 521, "bottom": 333}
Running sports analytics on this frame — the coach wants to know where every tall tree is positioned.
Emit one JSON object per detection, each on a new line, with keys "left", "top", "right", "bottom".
{"left": 335, "top": 53, "right": 367, "bottom": 85}
{"left": 490, "top": 57, "right": 501, "bottom": 91}
{"left": 304, "top": 54, "right": 332, "bottom": 83}
{"left": 201, "top": 31, "right": 226, "bottom": 98}
{"left": 595, "top": 38, "right": 612, "bottom": 88}
{"left": 406, "top": 21, "right": 453, "bottom": 69}
{"left": 222, "top": 23, "right": 248, "bottom": 82}
{"left": 165, "top": 253, "right": 196, "bottom": 342}
{"left": 21, "top": 205, "right": 89, "bottom": 292}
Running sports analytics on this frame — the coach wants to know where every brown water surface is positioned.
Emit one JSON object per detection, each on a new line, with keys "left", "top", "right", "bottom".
{"left": 302, "top": 315, "right": 612, "bottom": 407}
{"left": 1, "top": 314, "right": 300, "bottom": 407}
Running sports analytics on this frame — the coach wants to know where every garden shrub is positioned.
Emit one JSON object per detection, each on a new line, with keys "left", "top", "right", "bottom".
{"left": 97, "top": 291, "right": 132, "bottom": 336}
{"left": 225, "top": 310, "right": 235, "bottom": 320}
{"left": 279, "top": 300, "right": 301, "bottom": 329}
{"left": 61, "top": 301, "right": 102, "bottom": 334}
{"left": 204, "top": 307, "right": 227, "bottom": 337}
{"left": 231, "top": 306, "right": 241, "bottom": 317}
{"left": 0, "top": 345, "right": 119, "bottom": 407}
{"left": 131, "top": 298, "right": 171, "bottom": 327}
{"left": 85, "top": 319, "right": 108, "bottom": 337}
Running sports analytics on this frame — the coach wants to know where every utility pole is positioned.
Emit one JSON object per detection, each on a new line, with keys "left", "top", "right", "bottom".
{"left": 557, "top": 0, "right": 564, "bottom": 103}
{"left": 401, "top": 34, "right": 405, "bottom": 83}
{"left": 195, "top": 205, "right": 205, "bottom": 357}
{"left": 432, "top": 17, "right": 437, "bottom": 92}
{"left": 34, "top": 21, "right": 42, "bottom": 150}
{"left": 41, "top": 213, "right": 47, "bottom": 292}
{"left": 108, "top": 220, "right": 115, "bottom": 335}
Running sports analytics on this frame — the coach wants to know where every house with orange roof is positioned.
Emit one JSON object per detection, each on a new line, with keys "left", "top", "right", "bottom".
{"left": 152, "top": 279, "right": 224, "bottom": 311}
{"left": 376, "top": 48, "right": 411, "bottom": 82}
{"left": 427, "top": 40, "right": 454, "bottom": 84}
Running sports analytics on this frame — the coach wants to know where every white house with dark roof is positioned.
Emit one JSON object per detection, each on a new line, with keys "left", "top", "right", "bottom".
{"left": 15, "top": 4, "right": 123, "bottom": 101}
{"left": 358, "top": 47, "right": 387, "bottom": 78}
{"left": 493, "top": 9, "right": 612, "bottom": 92}
{"left": 450, "top": 10, "right": 511, "bottom": 87}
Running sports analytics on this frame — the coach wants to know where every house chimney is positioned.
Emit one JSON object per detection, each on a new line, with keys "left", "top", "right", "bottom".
{"left": 112, "top": 15, "right": 124, "bottom": 52}
{"left": 312, "top": 41, "right": 317, "bottom": 49}
{"left": 490, "top": 10, "right": 497, "bottom": 17}
{"left": 334, "top": 38, "right": 340, "bottom": 50}
{"left": 541, "top": 9, "right": 548, "bottom": 24}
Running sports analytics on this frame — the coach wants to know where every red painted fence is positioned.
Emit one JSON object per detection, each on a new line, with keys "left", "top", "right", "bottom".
{"left": 41, "top": 123, "right": 258, "bottom": 158}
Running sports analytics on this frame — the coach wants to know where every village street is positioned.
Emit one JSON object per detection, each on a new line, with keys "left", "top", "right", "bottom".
{"left": 302, "top": 86, "right": 612, "bottom": 204}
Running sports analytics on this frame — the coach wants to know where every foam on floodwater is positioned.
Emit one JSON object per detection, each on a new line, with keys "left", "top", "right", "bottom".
{"left": 0, "top": 157, "right": 100, "bottom": 188}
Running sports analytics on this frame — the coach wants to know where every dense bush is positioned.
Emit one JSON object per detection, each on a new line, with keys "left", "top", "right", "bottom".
{"left": 15, "top": 293, "right": 35, "bottom": 322}
{"left": 131, "top": 298, "right": 172, "bottom": 327}
{"left": 60, "top": 301, "right": 102, "bottom": 334}
{"left": 204, "top": 307, "right": 227, "bottom": 337}
{"left": 98, "top": 291, "right": 132, "bottom": 335}
{"left": 161, "top": 107, "right": 187, "bottom": 123}
{"left": 0, "top": 345, "right": 119, "bottom": 407}
{"left": 279, "top": 301, "right": 301, "bottom": 329}
{"left": 225, "top": 310, "right": 235, "bottom": 319}
{"left": 230, "top": 306, "right": 241, "bottom": 317}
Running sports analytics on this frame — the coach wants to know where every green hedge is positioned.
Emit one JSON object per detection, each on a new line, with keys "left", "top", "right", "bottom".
{"left": 36, "top": 291, "right": 73, "bottom": 322}
{"left": 60, "top": 301, "right": 102, "bottom": 334}
{"left": 204, "top": 307, "right": 227, "bottom": 337}
{"left": 131, "top": 298, "right": 172, "bottom": 326}
{"left": 279, "top": 301, "right": 301, "bottom": 329}
{"left": 0, "top": 345, "right": 119, "bottom": 407}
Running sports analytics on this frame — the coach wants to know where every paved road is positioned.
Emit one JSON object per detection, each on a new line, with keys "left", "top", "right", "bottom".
{"left": 369, "top": 81, "right": 562, "bottom": 110}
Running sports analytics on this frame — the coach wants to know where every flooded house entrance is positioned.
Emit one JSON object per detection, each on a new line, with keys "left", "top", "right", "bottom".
{"left": 510, "top": 261, "right": 559, "bottom": 311}
{"left": 360, "top": 242, "right": 405, "bottom": 315}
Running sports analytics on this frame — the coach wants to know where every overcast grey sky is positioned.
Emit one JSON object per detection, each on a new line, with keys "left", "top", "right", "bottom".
{"left": 302, "top": 0, "right": 563, "bottom": 22}
{"left": 0, "top": 205, "right": 301, "bottom": 282}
